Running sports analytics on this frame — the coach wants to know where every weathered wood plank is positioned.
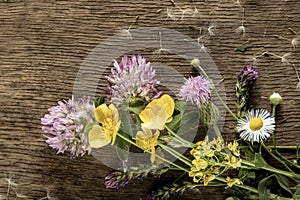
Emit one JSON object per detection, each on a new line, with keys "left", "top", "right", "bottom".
{"left": 0, "top": 0, "right": 299, "bottom": 199}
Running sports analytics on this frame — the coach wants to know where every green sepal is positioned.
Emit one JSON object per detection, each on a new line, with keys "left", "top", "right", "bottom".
{"left": 94, "top": 96, "right": 105, "bottom": 108}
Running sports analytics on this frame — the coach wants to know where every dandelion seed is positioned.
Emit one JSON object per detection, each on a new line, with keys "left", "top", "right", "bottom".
{"left": 281, "top": 52, "right": 292, "bottom": 65}
{"left": 208, "top": 23, "right": 217, "bottom": 36}
{"left": 166, "top": 8, "right": 178, "bottom": 21}
{"left": 40, "top": 189, "right": 56, "bottom": 200}
{"left": 235, "top": 0, "right": 242, "bottom": 7}
{"left": 192, "top": 7, "right": 200, "bottom": 17}
{"left": 245, "top": 56, "right": 259, "bottom": 66}
{"left": 153, "top": 30, "right": 171, "bottom": 56}
{"left": 296, "top": 82, "right": 300, "bottom": 92}
{"left": 291, "top": 37, "right": 299, "bottom": 48}
{"left": 15, "top": 191, "right": 27, "bottom": 199}
{"left": 236, "top": 8, "right": 246, "bottom": 37}
{"left": 292, "top": 64, "right": 300, "bottom": 92}
{"left": 235, "top": 25, "right": 246, "bottom": 37}
{"left": 120, "top": 16, "right": 139, "bottom": 39}
{"left": 199, "top": 43, "right": 209, "bottom": 53}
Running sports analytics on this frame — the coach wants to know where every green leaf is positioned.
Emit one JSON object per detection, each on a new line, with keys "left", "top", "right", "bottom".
{"left": 115, "top": 130, "right": 131, "bottom": 161}
{"left": 166, "top": 102, "right": 186, "bottom": 132}
{"left": 235, "top": 46, "right": 247, "bottom": 53}
{"left": 174, "top": 101, "right": 187, "bottom": 114}
{"left": 94, "top": 96, "right": 105, "bottom": 108}
{"left": 115, "top": 110, "right": 133, "bottom": 161}
{"left": 293, "top": 184, "right": 300, "bottom": 199}
{"left": 274, "top": 174, "right": 292, "bottom": 195}
{"left": 258, "top": 175, "right": 274, "bottom": 200}
{"left": 119, "top": 110, "right": 133, "bottom": 136}
{"left": 254, "top": 153, "right": 269, "bottom": 168}
{"left": 166, "top": 113, "right": 181, "bottom": 131}
{"left": 177, "top": 111, "right": 199, "bottom": 136}
{"left": 126, "top": 105, "right": 144, "bottom": 115}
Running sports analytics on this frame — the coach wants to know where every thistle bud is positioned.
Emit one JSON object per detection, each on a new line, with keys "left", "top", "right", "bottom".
{"left": 191, "top": 58, "right": 200, "bottom": 67}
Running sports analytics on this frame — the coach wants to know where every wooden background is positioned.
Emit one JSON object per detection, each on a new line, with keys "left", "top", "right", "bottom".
{"left": 0, "top": 0, "right": 299, "bottom": 199}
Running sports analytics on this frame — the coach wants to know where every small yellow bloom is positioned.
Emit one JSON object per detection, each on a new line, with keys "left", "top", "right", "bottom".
{"left": 226, "top": 177, "right": 243, "bottom": 188}
{"left": 224, "top": 155, "right": 241, "bottom": 169}
{"left": 192, "top": 159, "right": 208, "bottom": 170}
{"left": 88, "top": 104, "right": 120, "bottom": 148}
{"left": 203, "top": 174, "right": 216, "bottom": 186}
{"left": 139, "top": 94, "right": 175, "bottom": 130}
{"left": 136, "top": 128, "right": 160, "bottom": 163}
{"left": 228, "top": 140, "right": 240, "bottom": 156}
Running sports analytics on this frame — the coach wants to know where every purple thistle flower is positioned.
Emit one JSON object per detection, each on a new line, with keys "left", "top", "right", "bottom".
{"left": 41, "top": 96, "right": 94, "bottom": 158}
{"left": 179, "top": 76, "right": 211, "bottom": 107}
{"left": 106, "top": 55, "right": 161, "bottom": 105}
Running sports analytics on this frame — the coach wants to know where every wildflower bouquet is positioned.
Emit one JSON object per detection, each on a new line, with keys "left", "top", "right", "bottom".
{"left": 42, "top": 55, "right": 300, "bottom": 200}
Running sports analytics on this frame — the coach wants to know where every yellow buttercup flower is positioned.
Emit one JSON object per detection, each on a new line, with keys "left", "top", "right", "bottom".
{"left": 136, "top": 128, "right": 160, "bottom": 163}
{"left": 88, "top": 104, "right": 121, "bottom": 148}
{"left": 139, "top": 94, "right": 175, "bottom": 130}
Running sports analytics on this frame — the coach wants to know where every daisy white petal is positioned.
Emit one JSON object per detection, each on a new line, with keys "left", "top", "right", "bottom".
{"left": 237, "top": 109, "right": 275, "bottom": 143}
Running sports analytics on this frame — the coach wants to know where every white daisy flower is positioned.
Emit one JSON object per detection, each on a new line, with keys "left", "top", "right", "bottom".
{"left": 237, "top": 109, "right": 275, "bottom": 143}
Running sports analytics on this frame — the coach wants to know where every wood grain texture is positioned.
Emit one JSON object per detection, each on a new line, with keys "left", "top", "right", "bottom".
{"left": 0, "top": 0, "right": 299, "bottom": 199}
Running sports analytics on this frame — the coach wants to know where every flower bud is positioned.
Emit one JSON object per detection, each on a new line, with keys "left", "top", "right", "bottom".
{"left": 191, "top": 58, "right": 200, "bottom": 67}
{"left": 270, "top": 92, "right": 282, "bottom": 106}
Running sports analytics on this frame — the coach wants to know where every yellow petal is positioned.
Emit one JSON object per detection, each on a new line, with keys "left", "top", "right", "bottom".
{"left": 158, "top": 94, "right": 175, "bottom": 119}
{"left": 88, "top": 125, "right": 110, "bottom": 148}
{"left": 111, "top": 121, "right": 120, "bottom": 145}
{"left": 94, "top": 104, "right": 112, "bottom": 124}
{"left": 140, "top": 104, "right": 167, "bottom": 130}
{"left": 109, "top": 104, "right": 119, "bottom": 123}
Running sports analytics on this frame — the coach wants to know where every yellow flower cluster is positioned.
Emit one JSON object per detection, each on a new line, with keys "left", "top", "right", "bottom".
{"left": 189, "top": 136, "right": 223, "bottom": 185}
{"left": 189, "top": 137, "right": 242, "bottom": 187}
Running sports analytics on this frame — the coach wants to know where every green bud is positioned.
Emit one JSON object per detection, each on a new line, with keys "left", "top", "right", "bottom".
{"left": 269, "top": 92, "right": 282, "bottom": 106}
{"left": 191, "top": 58, "right": 200, "bottom": 67}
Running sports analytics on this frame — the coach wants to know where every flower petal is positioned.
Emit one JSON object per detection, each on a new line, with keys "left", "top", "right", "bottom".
{"left": 158, "top": 94, "right": 175, "bottom": 119}
{"left": 139, "top": 104, "right": 167, "bottom": 130}
{"left": 88, "top": 125, "right": 111, "bottom": 148}
{"left": 94, "top": 104, "right": 112, "bottom": 124}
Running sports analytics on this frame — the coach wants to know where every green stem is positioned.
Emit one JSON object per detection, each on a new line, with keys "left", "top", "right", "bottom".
{"left": 117, "top": 133, "right": 189, "bottom": 172}
{"left": 212, "top": 123, "right": 222, "bottom": 137}
{"left": 159, "top": 142, "right": 192, "bottom": 167}
{"left": 241, "top": 159, "right": 300, "bottom": 180}
{"left": 273, "top": 149, "right": 300, "bottom": 170}
{"left": 195, "top": 64, "right": 239, "bottom": 121}
{"left": 165, "top": 125, "right": 196, "bottom": 148}
{"left": 261, "top": 141, "right": 294, "bottom": 174}
{"left": 272, "top": 105, "right": 277, "bottom": 117}
{"left": 215, "top": 176, "right": 259, "bottom": 194}
{"left": 239, "top": 145, "right": 300, "bottom": 149}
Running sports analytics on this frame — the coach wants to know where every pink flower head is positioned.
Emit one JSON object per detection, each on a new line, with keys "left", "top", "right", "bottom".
{"left": 179, "top": 76, "right": 211, "bottom": 107}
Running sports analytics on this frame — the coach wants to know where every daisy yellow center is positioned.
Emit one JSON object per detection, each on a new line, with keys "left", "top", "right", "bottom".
{"left": 249, "top": 117, "right": 264, "bottom": 131}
